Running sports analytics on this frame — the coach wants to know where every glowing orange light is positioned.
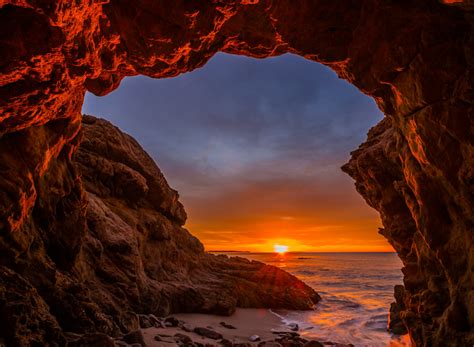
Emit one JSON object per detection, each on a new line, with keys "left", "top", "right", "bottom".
{"left": 274, "top": 244, "right": 288, "bottom": 254}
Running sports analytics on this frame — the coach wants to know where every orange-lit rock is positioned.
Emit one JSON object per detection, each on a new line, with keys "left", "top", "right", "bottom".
{"left": 0, "top": 1, "right": 472, "bottom": 345}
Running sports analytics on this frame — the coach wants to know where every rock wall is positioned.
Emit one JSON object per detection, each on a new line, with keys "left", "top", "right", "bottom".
{"left": 0, "top": 0, "right": 473, "bottom": 346}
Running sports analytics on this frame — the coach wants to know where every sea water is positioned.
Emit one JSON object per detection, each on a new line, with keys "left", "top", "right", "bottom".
{"left": 219, "top": 252, "right": 410, "bottom": 347}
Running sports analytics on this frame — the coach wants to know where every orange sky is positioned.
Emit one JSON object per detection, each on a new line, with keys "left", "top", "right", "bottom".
{"left": 187, "top": 219, "right": 392, "bottom": 253}
{"left": 180, "top": 165, "right": 393, "bottom": 253}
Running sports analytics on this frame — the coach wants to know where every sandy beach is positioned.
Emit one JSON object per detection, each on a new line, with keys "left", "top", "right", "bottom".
{"left": 142, "top": 309, "right": 290, "bottom": 346}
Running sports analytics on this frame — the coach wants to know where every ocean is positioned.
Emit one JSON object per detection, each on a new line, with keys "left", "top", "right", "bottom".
{"left": 219, "top": 252, "right": 410, "bottom": 347}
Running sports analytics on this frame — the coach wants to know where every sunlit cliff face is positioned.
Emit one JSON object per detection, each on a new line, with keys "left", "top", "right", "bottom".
{"left": 83, "top": 53, "right": 391, "bottom": 253}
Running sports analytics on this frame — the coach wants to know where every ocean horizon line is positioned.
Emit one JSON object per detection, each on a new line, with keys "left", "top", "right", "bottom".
{"left": 207, "top": 250, "right": 397, "bottom": 254}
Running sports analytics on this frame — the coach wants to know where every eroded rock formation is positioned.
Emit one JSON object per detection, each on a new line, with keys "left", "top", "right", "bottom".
{"left": 0, "top": 114, "right": 320, "bottom": 346}
{"left": 77, "top": 115, "right": 320, "bottom": 316}
{"left": 0, "top": 0, "right": 473, "bottom": 345}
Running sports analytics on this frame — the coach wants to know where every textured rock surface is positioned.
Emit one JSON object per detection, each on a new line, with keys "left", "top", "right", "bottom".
{"left": 0, "top": 0, "right": 473, "bottom": 346}
{"left": 0, "top": 115, "right": 320, "bottom": 346}
{"left": 388, "top": 285, "right": 409, "bottom": 335}
{"left": 77, "top": 115, "right": 320, "bottom": 316}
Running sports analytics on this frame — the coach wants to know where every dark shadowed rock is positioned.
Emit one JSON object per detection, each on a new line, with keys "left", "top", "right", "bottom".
{"left": 174, "top": 333, "right": 193, "bottom": 344}
{"left": 220, "top": 338, "right": 233, "bottom": 347}
{"left": 278, "top": 340, "right": 303, "bottom": 347}
{"left": 288, "top": 323, "right": 299, "bottom": 332}
{"left": 194, "top": 327, "right": 223, "bottom": 340}
{"left": 164, "top": 317, "right": 180, "bottom": 327}
{"left": 0, "top": 267, "right": 66, "bottom": 346}
{"left": 138, "top": 315, "right": 153, "bottom": 329}
{"left": 147, "top": 315, "right": 164, "bottom": 328}
{"left": 122, "top": 330, "right": 146, "bottom": 347}
{"left": 388, "top": 285, "right": 408, "bottom": 335}
{"left": 303, "top": 342, "right": 323, "bottom": 347}
{"left": 259, "top": 342, "right": 283, "bottom": 347}
{"left": 114, "top": 341, "right": 129, "bottom": 347}
{"left": 68, "top": 333, "right": 115, "bottom": 347}
{"left": 220, "top": 322, "right": 237, "bottom": 329}
{"left": 154, "top": 335, "right": 175, "bottom": 343}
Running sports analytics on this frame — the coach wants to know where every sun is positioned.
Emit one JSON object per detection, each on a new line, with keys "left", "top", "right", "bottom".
{"left": 274, "top": 244, "right": 288, "bottom": 254}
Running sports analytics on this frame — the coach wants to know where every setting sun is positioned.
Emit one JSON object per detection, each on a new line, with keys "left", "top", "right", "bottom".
{"left": 274, "top": 244, "right": 289, "bottom": 254}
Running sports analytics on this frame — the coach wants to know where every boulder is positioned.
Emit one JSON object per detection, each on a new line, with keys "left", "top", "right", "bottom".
{"left": 249, "top": 335, "right": 261, "bottom": 342}
{"left": 182, "top": 323, "right": 194, "bottom": 332}
{"left": 165, "top": 317, "right": 180, "bottom": 327}
{"left": 288, "top": 323, "right": 299, "bottom": 332}
{"left": 220, "top": 322, "right": 237, "bottom": 329}
{"left": 174, "top": 333, "right": 193, "bottom": 345}
{"left": 220, "top": 338, "right": 233, "bottom": 347}
{"left": 154, "top": 335, "right": 175, "bottom": 343}
{"left": 194, "top": 327, "right": 223, "bottom": 340}
{"left": 122, "top": 330, "right": 146, "bottom": 347}
{"left": 138, "top": 315, "right": 153, "bottom": 329}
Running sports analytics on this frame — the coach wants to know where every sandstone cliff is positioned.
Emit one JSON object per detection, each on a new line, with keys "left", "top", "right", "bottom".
{"left": 0, "top": 1, "right": 473, "bottom": 346}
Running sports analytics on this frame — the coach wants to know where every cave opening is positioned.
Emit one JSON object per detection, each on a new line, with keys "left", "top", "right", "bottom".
{"left": 82, "top": 52, "right": 407, "bottom": 345}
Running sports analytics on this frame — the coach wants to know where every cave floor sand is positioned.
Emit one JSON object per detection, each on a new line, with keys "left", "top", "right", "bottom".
{"left": 142, "top": 308, "right": 287, "bottom": 346}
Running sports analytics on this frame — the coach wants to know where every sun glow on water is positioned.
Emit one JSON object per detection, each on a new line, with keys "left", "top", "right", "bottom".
{"left": 274, "top": 244, "right": 288, "bottom": 254}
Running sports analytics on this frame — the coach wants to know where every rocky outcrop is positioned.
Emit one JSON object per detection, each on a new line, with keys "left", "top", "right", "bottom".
{"left": 77, "top": 115, "right": 320, "bottom": 316}
{"left": 0, "top": 0, "right": 473, "bottom": 346}
{"left": 0, "top": 115, "right": 320, "bottom": 346}
{"left": 342, "top": 116, "right": 473, "bottom": 345}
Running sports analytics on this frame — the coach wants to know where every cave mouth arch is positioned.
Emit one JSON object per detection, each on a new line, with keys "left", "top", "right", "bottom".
{"left": 82, "top": 52, "right": 405, "bottom": 344}
{"left": 1, "top": 0, "right": 472, "bottom": 345}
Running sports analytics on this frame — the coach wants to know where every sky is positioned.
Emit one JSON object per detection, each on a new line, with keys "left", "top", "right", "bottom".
{"left": 82, "top": 53, "right": 392, "bottom": 252}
